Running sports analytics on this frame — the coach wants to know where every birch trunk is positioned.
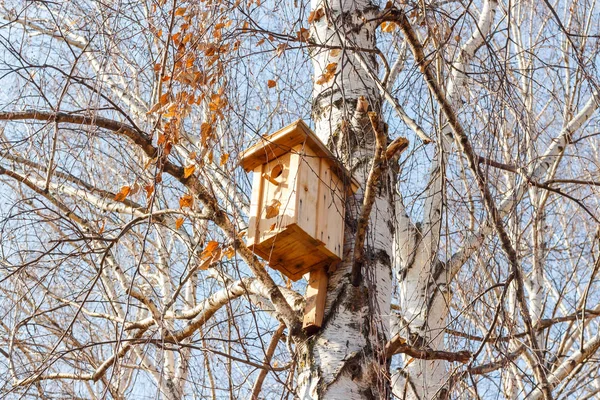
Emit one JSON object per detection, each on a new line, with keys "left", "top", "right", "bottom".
{"left": 295, "top": 0, "right": 393, "bottom": 398}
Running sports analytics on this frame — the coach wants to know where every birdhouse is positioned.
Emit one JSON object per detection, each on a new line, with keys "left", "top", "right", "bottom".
{"left": 240, "top": 120, "right": 358, "bottom": 332}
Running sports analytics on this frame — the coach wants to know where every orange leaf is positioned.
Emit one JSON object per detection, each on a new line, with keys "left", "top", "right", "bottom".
{"left": 179, "top": 194, "right": 193, "bottom": 208}
{"left": 223, "top": 246, "right": 235, "bottom": 259}
{"left": 329, "top": 48, "right": 341, "bottom": 57}
{"left": 267, "top": 79, "right": 277, "bottom": 88}
{"left": 269, "top": 223, "right": 276, "bottom": 231}
{"left": 174, "top": 7, "right": 187, "bottom": 16}
{"left": 201, "top": 122, "right": 212, "bottom": 145}
{"left": 198, "top": 258, "right": 212, "bottom": 270}
{"left": 296, "top": 27, "right": 309, "bottom": 42}
{"left": 201, "top": 240, "right": 220, "bottom": 259}
{"left": 219, "top": 153, "right": 229, "bottom": 166}
{"left": 184, "top": 164, "right": 196, "bottom": 178}
{"left": 147, "top": 102, "right": 162, "bottom": 114}
{"left": 265, "top": 199, "right": 281, "bottom": 219}
{"left": 144, "top": 184, "right": 154, "bottom": 199}
{"left": 207, "top": 150, "right": 213, "bottom": 164}
{"left": 159, "top": 92, "right": 170, "bottom": 105}
{"left": 175, "top": 217, "right": 185, "bottom": 229}
{"left": 114, "top": 186, "right": 131, "bottom": 202}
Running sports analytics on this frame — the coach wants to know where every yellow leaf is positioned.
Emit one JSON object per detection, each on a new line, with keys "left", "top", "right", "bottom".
{"left": 179, "top": 194, "right": 193, "bottom": 208}
{"left": 265, "top": 199, "right": 281, "bottom": 219}
{"left": 114, "top": 186, "right": 131, "bottom": 202}
{"left": 175, "top": 217, "right": 185, "bottom": 229}
{"left": 184, "top": 164, "right": 196, "bottom": 178}
{"left": 220, "top": 153, "right": 229, "bottom": 166}
{"left": 267, "top": 79, "right": 277, "bottom": 88}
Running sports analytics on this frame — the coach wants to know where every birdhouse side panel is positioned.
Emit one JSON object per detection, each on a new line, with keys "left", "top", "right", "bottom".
{"left": 254, "top": 152, "right": 299, "bottom": 245}
{"left": 294, "top": 145, "right": 321, "bottom": 243}
{"left": 316, "top": 160, "right": 346, "bottom": 259}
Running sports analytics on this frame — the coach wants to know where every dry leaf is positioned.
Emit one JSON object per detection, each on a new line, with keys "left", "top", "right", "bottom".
{"left": 201, "top": 122, "right": 212, "bottom": 145}
{"left": 276, "top": 43, "right": 287, "bottom": 57}
{"left": 175, "top": 217, "right": 185, "bottom": 229}
{"left": 257, "top": 38, "right": 265, "bottom": 46}
{"left": 308, "top": 7, "right": 324, "bottom": 24}
{"left": 316, "top": 63, "right": 338, "bottom": 85}
{"left": 329, "top": 48, "right": 341, "bottom": 57}
{"left": 207, "top": 150, "right": 213, "bottom": 164}
{"left": 114, "top": 186, "right": 131, "bottom": 202}
{"left": 267, "top": 79, "right": 277, "bottom": 88}
{"left": 159, "top": 92, "right": 170, "bottom": 105}
{"left": 220, "top": 153, "right": 229, "bottom": 166}
{"left": 265, "top": 199, "right": 281, "bottom": 219}
{"left": 144, "top": 184, "right": 154, "bottom": 199}
{"left": 147, "top": 102, "right": 162, "bottom": 114}
{"left": 130, "top": 182, "right": 141, "bottom": 195}
{"left": 184, "top": 164, "right": 196, "bottom": 178}
{"left": 269, "top": 223, "right": 276, "bottom": 231}
{"left": 179, "top": 194, "right": 194, "bottom": 208}
{"left": 201, "top": 241, "right": 220, "bottom": 259}
{"left": 223, "top": 246, "right": 235, "bottom": 259}
{"left": 174, "top": 7, "right": 186, "bottom": 16}
{"left": 296, "top": 27, "right": 309, "bottom": 42}
{"left": 198, "top": 258, "right": 212, "bottom": 270}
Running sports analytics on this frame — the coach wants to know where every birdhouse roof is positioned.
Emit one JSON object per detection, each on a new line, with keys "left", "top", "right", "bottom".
{"left": 239, "top": 120, "right": 359, "bottom": 193}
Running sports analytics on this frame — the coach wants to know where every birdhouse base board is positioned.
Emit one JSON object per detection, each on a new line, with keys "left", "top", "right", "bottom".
{"left": 249, "top": 223, "right": 340, "bottom": 281}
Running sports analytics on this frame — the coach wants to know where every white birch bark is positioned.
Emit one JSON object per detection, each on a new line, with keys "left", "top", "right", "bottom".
{"left": 295, "top": 0, "right": 393, "bottom": 397}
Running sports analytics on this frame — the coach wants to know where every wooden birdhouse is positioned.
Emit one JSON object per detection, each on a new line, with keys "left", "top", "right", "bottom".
{"left": 240, "top": 120, "right": 358, "bottom": 332}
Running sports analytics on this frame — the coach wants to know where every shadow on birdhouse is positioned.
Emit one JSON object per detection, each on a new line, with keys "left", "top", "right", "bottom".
{"left": 239, "top": 120, "right": 358, "bottom": 333}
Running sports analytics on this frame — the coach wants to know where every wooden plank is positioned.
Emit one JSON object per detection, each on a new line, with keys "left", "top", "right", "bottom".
{"left": 316, "top": 162, "right": 346, "bottom": 258}
{"left": 246, "top": 164, "right": 265, "bottom": 248}
{"left": 295, "top": 145, "right": 320, "bottom": 239}
{"left": 303, "top": 266, "right": 329, "bottom": 334}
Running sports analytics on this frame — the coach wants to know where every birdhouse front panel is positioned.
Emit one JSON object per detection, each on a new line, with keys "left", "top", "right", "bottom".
{"left": 240, "top": 120, "right": 357, "bottom": 281}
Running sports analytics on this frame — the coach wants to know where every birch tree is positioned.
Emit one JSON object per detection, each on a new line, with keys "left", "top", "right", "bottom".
{"left": 1, "top": 0, "right": 600, "bottom": 399}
